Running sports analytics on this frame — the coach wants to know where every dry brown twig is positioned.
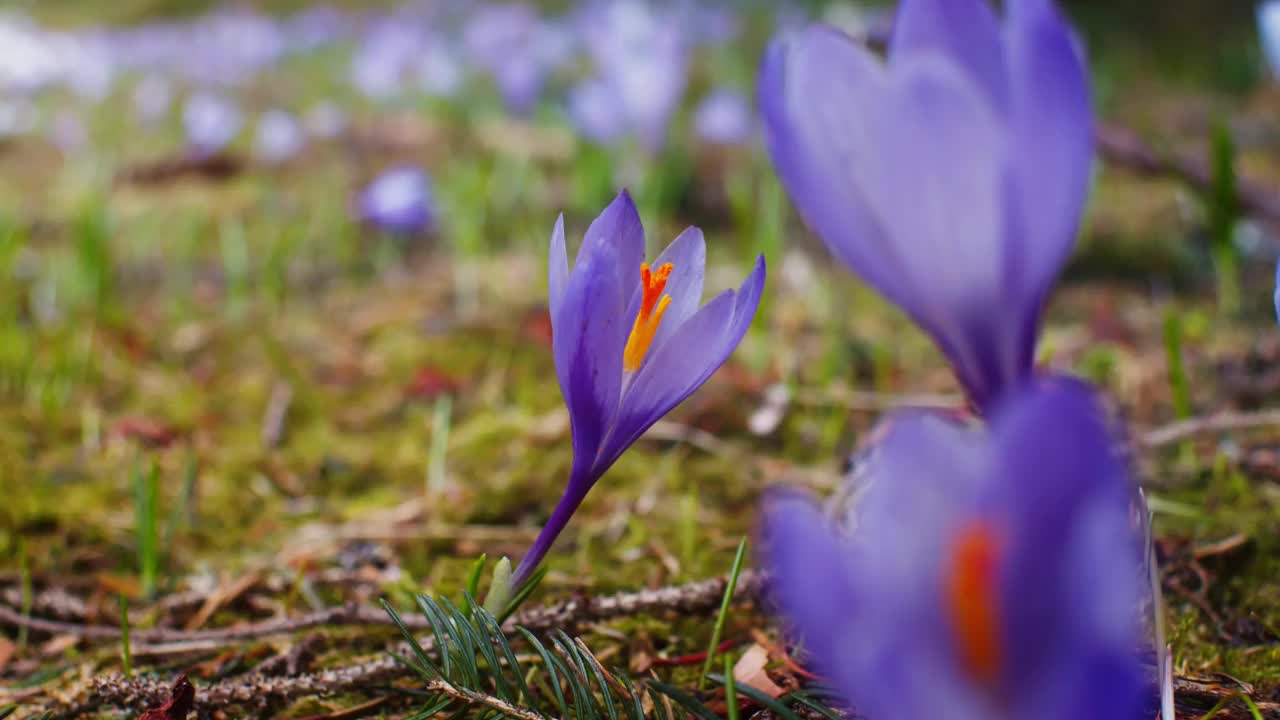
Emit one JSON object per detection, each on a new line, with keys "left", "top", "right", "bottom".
{"left": 30, "top": 570, "right": 766, "bottom": 717}
{"left": 1096, "top": 122, "right": 1280, "bottom": 226}
{"left": 1140, "top": 408, "right": 1280, "bottom": 448}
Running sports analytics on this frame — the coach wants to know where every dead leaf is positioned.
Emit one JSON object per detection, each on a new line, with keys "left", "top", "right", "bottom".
{"left": 0, "top": 637, "right": 15, "bottom": 672}
{"left": 403, "top": 366, "right": 459, "bottom": 401}
{"left": 112, "top": 416, "right": 180, "bottom": 448}
{"left": 39, "top": 634, "right": 79, "bottom": 657}
{"left": 185, "top": 572, "right": 261, "bottom": 631}
{"left": 139, "top": 675, "right": 195, "bottom": 720}
{"left": 732, "top": 644, "right": 785, "bottom": 698}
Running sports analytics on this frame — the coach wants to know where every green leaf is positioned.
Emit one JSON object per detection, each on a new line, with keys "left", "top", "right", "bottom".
{"left": 501, "top": 565, "right": 549, "bottom": 622}
{"left": 572, "top": 638, "right": 618, "bottom": 720}
{"left": 458, "top": 592, "right": 516, "bottom": 702}
{"left": 476, "top": 605, "right": 532, "bottom": 706}
{"left": 647, "top": 681, "right": 720, "bottom": 720}
{"left": 709, "top": 675, "right": 802, "bottom": 720}
{"left": 519, "top": 628, "right": 569, "bottom": 719}
{"left": 417, "top": 594, "right": 457, "bottom": 680}
{"left": 786, "top": 691, "right": 846, "bottom": 720}
{"left": 616, "top": 671, "right": 647, "bottom": 720}
{"left": 465, "top": 554, "right": 488, "bottom": 600}
{"left": 382, "top": 599, "right": 444, "bottom": 681}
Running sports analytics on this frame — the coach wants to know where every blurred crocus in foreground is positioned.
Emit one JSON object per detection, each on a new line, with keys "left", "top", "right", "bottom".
{"left": 760, "top": 0, "right": 1093, "bottom": 411}
{"left": 513, "top": 191, "right": 765, "bottom": 584}
{"left": 1260, "top": 0, "right": 1280, "bottom": 79}
{"left": 355, "top": 166, "right": 435, "bottom": 235}
{"left": 764, "top": 379, "right": 1156, "bottom": 720}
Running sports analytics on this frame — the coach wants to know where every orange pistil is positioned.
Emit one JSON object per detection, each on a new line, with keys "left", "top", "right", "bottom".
{"left": 623, "top": 262, "right": 674, "bottom": 373}
{"left": 944, "top": 522, "right": 1002, "bottom": 688}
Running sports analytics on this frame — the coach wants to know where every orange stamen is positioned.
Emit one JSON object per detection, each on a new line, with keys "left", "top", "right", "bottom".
{"left": 623, "top": 262, "right": 674, "bottom": 373}
{"left": 944, "top": 522, "right": 1002, "bottom": 687}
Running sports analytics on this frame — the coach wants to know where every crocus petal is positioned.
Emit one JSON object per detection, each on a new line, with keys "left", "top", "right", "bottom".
{"left": 759, "top": 28, "right": 899, "bottom": 295}
{"left": 1274, "top": 256, "right": 1280, "bottom": 325}
{"left": 857, "top": 57, "right": 1013, "bottom": 405}
{"left": 549, "top": 213, "right": 569, "bottom": 327}
{"left": 1006, "top": 0, "right": 1093, "bottom": 305}
{"left": 598, "top": 290, "right": 733, "bottom": 474}
{"left": 770, "top": 414, "right": 993, "bottom": 720}
{"left": 991, "top": 379, "right": 1149, "bottom": 719}
{"left": 724, "top": 254, "right": 767, "bottom": 348}
{"left": 602, "top": 256, "right": 764, "bottom": 473}
{"left": 761, "top": 492, "right": 866, "bottom": 706}
{"left": 766, "top": 379, "right": 1152, "bottom": 719}
{"left": 623, "top": 226, "right": 706, "bottom": 353}
{"left": 553, "top": 247, "right": 626, "bottom": 479}
{"left": 890, "top": 0, "right": 1007, "bottom": 109}
{"left": 581, "top": 190, "right": 645, "bottom": 295}
{"left": 1261, "top": 0, "right": 1280, "bottom": 79}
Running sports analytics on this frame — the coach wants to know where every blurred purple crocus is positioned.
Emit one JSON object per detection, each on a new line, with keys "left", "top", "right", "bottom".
{"left": 1273, "top": 257, "right": 1280, "bottom": 323}
{"left": 764, "top": 379, "right": 1156, "bottom": 720}
{"left": 513, "top": 191, "right": 765, "bottom": 584}
{"left": 694, "top": 89, "right": 753, "bottom": 146}
{"left": 578, "top": 0, "right": 689, "bottom": 150}
{"left": 1260, "top": 0, "right": 1280, "bottom": 79}
{"left": 254, "top": 109, "right": 305, "bottom": 164}
{"left": 355, "top": 166, "right": 435, "bottom": 235}
{"left": 465, "top": 4, "right": 568, "bottom": 115}
{"left": 183, "top": 91, "right": 242, "bottom": 154}
{"left": 760, "top": 0, "right": 1093, "bottom": 411}
{"left": 132, "top": 74, "right": 171, "bottom": 126}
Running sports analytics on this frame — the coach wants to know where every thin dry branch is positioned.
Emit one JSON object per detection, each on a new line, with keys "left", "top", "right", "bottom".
{"left": 1140, "top": 408, "right": 1280, "bottom": 448}
{"left": 1096, "top": 122, "right": 1280, "bottom": 225}
{"left": 2, "top": 572, "right": 766, "bottom": 650}
{"left": 45, "top": 570, "right": 766, "bottom": 716}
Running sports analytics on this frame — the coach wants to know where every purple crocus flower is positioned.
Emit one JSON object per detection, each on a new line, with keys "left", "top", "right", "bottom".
{"left": 355, "top": 166, "right": 435, "bottom": 235}
{"left": 763, "top": 379, "right": 1156, "bottom": 720}
{"left": 694, "top": 89, "right": 753, "bottom": 146}
{"left": 513, "top": 191, "right": 765, "bottom": 584}
{"left": 303, "top": 100, "right": 346, "bottom": 140}
{"left": 254, "top": 109, "right": 305, "bottom": 164}
{"left": 1274, "top": 257, "right": 1280, "bottom": 323}
{"left": 132, "top": 74, "right": 172, "bottom": 126}
{"left": 1260, "top": 0, "right": 1280, "bottom": 79}
{"left": 183, "top": 91, "right": 241, "bottom": 154}
{"left": 578, "top": 0, "right": 689, "bottom": 151}
{"left": 464, "top": 4, "right": 566, "bottom": 114}
{"left": 760, "top": 0, "right": 1093, "bottom": 412}
{"left": 566, "top": 78, "right": 626, "bottom": 146}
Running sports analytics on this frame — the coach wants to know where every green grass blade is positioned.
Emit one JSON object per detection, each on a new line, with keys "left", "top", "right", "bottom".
{"left": 699, "top": 537, "right": 748, "bottom": 689}
{"left": 723, "top": 656, "right": 739, "bottom": 720}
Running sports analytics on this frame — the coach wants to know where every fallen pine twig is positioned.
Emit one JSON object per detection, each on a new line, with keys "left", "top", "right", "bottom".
{"left": 2, "top": 571, "right": 766, "bottom": 649}
{"left": 42, "top": 570, "right": 767, "bottom": 716}
{"left": 0, "top": 602, "right": 400, "bottom": 644}
{"left": 34, "top": 569, "right": 1280, "bottom": 720}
